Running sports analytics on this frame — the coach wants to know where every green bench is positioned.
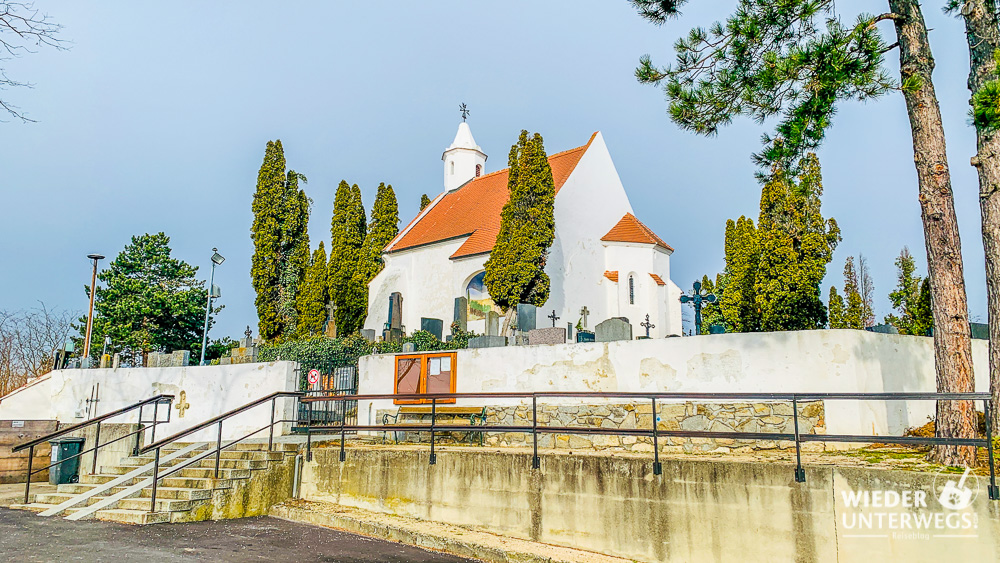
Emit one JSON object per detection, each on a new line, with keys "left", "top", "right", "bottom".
{"left": 382, "top": 405, "right": 487, "bottom": 446}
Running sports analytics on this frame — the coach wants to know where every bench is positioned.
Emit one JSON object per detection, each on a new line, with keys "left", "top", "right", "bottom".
{"left": 382, "top": 406, "right": 487, "bottom": 446}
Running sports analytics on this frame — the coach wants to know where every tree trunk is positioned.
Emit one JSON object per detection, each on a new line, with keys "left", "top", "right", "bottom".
{"left": 962, "top": 1, "right": 1000, "bottom": 434}
{"left": 888, "top": 0, "right": 977, "bottom": 467}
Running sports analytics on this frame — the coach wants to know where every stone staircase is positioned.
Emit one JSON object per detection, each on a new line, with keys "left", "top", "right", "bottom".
{"left": 10, "top": 442, "right": 299, "bottom": 525}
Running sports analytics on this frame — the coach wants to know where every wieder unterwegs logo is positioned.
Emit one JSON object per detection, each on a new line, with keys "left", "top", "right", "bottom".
{"left": 840, "top": 467, "right": 980, "bottom": 540}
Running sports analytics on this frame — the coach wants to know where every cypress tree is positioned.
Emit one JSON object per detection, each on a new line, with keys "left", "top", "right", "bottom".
{"left": 419, "top": 194, "right": 431, "bottom": 211}
{"left": 328, "top": 181, "right": 368, "bottom": 335}
{"left": 276, "top": 170, "right": 310, "bottom": 339}
{"left": 828, "top": 286, "right": 846, "bottom": 329}
{"left": 719, "top": 216, "right": 760, "bottom": 332}
{"left": 251, "top": 140, "right": 287, "bottom": 341}
{"left": 360, "top": 183, "right": 399, "bottom": 283}
{"left": 295, "top": 242, "right": 328, "bottom": 337}
{"left": 483, "top": 130, "right": 556, "bottom": 333}
{"left": 842, "top": 257, "right": 867, "bottom": 330}
{"left": 914, "top": 278, "right": 933, "bottom": 337}
{"left": 754, "top": 155, "right": 840, "bottom": 331}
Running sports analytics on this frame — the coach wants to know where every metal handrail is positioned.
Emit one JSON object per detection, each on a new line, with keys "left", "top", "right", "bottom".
{"left": 12, "top": 394, "right": 174, "bottom": 505}
{"left": 138, "top": 391, "right": 303, "bottom": 514}
{"left": 296, "top": 390, "right": 998, "bottom": 501}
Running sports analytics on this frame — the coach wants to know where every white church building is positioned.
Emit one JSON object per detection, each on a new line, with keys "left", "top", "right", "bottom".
{"left": 363, "top": 122, "right": 682, "bottom": 339}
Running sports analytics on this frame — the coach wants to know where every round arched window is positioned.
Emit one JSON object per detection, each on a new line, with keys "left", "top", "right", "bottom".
{"left": 629, "top": 275, "right": 635, "bottom": 305}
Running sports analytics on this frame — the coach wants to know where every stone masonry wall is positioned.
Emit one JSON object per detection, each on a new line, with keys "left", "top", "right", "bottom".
{"left": 377, "top": 400, "right": 825, "bottom": 453}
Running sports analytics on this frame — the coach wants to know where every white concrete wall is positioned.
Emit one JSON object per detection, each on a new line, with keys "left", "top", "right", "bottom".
{"left": 357, "top": 330, "right": 990, "bottom": 437}
{"left": 0, "top": 362, "right": 300, "bottom": 443}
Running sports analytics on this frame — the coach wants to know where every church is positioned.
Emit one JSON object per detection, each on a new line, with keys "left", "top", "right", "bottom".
{"left": 363, "top": 121, "right": 682, "bottom": 339}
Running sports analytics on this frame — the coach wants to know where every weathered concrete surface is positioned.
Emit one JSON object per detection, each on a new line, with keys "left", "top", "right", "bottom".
{"left": 272, "top": 500, "right": 630, "bottom": 563}
{"left": 170, "top": 452, "right": 298, "bottom": 522}
{"left": 301, "top": 448, "right": 1000, "bottom": 562}
{"left": 70, "top": 423, "right": 140, "bottom": 477}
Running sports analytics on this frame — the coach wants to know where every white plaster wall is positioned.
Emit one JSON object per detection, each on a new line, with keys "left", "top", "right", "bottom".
{"left": 357, "top": 330, "right": 990, "bottom": 437}
{"left": 602, "top": 243, "right": 676, "bottom": 337}
{"left": 0, "top": 362, "right": 299, "bottom": 443}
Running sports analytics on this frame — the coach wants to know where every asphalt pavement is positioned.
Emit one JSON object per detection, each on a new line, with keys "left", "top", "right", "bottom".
{"left": 0, "top": 507, "right": 479, "bottom": 562}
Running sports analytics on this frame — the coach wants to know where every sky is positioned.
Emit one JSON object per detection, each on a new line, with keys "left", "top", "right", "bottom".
{"left": 0, "top": 1, "right": 987, "bottom": 338}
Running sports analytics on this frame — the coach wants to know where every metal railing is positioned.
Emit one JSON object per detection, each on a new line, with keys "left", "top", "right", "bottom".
{"left": 299, "top": 390, "right": 999, "bottom": 500}
{"left": 11, "top": 394, "right": 174, "bottom": 504}
{"left": 137, "top": 391, "right": 303, "bottom": 513}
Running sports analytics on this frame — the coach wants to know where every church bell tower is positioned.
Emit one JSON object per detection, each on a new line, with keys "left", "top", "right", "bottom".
{"left": 442, "top": 107, "right": 487, "bottom": 191}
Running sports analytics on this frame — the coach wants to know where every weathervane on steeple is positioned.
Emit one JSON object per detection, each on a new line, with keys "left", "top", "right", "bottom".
{"left": 459, "top": 103, "right": 470, "bottom": 122}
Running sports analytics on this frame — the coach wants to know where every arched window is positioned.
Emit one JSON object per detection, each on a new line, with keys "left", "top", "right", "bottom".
{"left": 450, "top": 161, "right": 455, "bottom": 175}
{"left": 475, "top": 164, "right": 482, "bottom": 177}
{"left": 628, "top": 275, "right": 635, "bottom": 305}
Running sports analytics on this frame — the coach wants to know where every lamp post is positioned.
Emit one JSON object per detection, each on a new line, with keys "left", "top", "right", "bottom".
{"left": 83, "top": 253, "right": 105, "bottom": 361}
{"left": 199, "top": 248, "right": 225, "bottom": 365}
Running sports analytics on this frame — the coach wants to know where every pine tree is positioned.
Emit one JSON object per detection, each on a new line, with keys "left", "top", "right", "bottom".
{"left": 885, "top": 247, "right": 921, "bottom": 335}
{"left": 753, "top": 155, "right": 840, "bottom": 331}
{"left": 483, "top": 130, "right": 556, "bottom": 333}
{"left": 328, "top": 181, "right": 368, "bottom": 335}
{"left": 295, "top": 242, "right": 328, "bottom": 337}
{"left": 419, "top": 194, "right": 431, "bottom": 211}
{"left": 719, "top": 216, "right": 760, "bottom": 332}
{"left": 914, "top": 278, "right": 933, "bottom": 337}
{"left": 828, "top": 286, "right": 847, "bottom": 329}
{"left": 630, "top": 0, "right": 977, "bottom": 467}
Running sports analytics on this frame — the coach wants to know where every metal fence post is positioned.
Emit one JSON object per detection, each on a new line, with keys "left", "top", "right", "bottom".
{"left": 651, "top": 397, "right": 661, "bottom": 476}
{"left": 429, "top": 398, "right": 437, "bottom": 465}
{"left": 340, "top": 398, "right": 347, "bottom": 463}
{"left": 532, "top": 395, "right": 540, "bottom": 469}
{"left": 151, "top": 401, "right": 159, "bottom": 445}
{"left": 268, "top": 398, "right": 276, "bottom": 452}
{"left": 985, "top": 399, "right": 999, "bottom": 500}
{"left": 23, "top": 445, "right": 33, "bottom": 504}
{"left": 214, "top": 421, "right": 223, "bottom": 479}
{"left": 150, "top": 448, "right": 160, "bottom": 513}
{"left": 792, "top": 397, "right": 805, "bottom": 483}
{"left": 306, "top": 401, "right": 313, "bottom": 462}
{"left": 92, "top": 421, "right": 102, "bottom": 474}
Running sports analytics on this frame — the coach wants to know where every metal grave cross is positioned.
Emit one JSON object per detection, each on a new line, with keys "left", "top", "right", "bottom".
{"left": 244, "top": 325, "right": 252, "bottom": 339}
{"left": 548, "top": 309, "right": 560, "bottom": 327}
{"left": 679, "top": 281, "right": 716, "bottom": 335}
{"left": 640, "top": 314, "right": 655, "bottom": 337}
{"left": 579, "top": 306, "right": 590, "bottom": 328}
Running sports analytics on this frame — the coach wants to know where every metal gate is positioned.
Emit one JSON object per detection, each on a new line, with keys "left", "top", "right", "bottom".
{"left": 297, "top": 365, "right": 358, "bottom": 429}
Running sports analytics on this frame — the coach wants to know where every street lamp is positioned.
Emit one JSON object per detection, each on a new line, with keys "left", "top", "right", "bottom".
{"left": 83, "top": 253, "right": 105, "bottom": 361}
{"left": 199, "top": 248, "right": 225, "bottom": 365}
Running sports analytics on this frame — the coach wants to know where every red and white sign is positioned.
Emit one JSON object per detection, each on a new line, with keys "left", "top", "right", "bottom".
{"left": 307, "top": 369, "right": 320, "bottom": 385}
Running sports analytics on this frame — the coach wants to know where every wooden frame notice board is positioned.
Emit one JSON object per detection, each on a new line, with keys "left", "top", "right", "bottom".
{"left": 394, "top": 352, "right": 458, "bottom": 405}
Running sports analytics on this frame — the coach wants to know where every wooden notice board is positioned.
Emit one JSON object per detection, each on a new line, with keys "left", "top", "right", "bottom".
{"left": 394, "top": 352, "right": 458, "bottom": 405}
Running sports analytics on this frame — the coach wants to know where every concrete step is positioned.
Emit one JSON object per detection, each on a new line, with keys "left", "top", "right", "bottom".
{"left": 118, "top": 456, "right": 193, "bottom": 468}
{"left": 8, "top": 502, "right": 58, "bottom": 513}
{"left": 160, "top": 476, "right": 232, "bottom": 490}
{"left": 117, "top": 497, "right": 201, "bottom": 513}
{"left": 177, "top": 467, "right": 250, "bottom": 480}
{"left": 56, "top": 483, "right": 101, "bottom": 495}
{"left": 93, "top": 509, "right": 170, "bottom": 525}
{"left": 79, "top": 474, "right": 137, "bottom": 485}
{"left": 111, "top": 486, "right": 211, "bottom": 501}
{"left": 191, "top": 458, "right": 266, "bottom": 470}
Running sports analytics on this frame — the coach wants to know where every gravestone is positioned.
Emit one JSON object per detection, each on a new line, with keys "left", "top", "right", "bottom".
{"left": 468, "top": 335, "right": 507, "bottom": 349}
{"left": 421, "top": 318, "right": 444, "bottom": 341}
{"left": 386, "top": 328, "right": 404, "bottom": 344}
{"left": 383, "top": 292, "right": 404, "bottom": 342}
{"left": 708, "top": 324, "right": 726, "bottom": 335}
{"left": 361, "top": 329, "right": 376, "bottom": 342}
{"left": 515, "top": 304, "right": 536, "bottom": 332}
{"left": 595, "top": 317, "right": 632, "bottom": 342}
{"left": 402, "top": 342, "right": 416, "bottom": 353}
{"left": 486, "top": 311, "right": 500, "bottom": 336}
{"left": 528, "top": 327, "right": 566, "bottom": 346}
{"left": 576, "top": 330, "right": 595, "bottom": 343}
{"left": 171, "top": 350, "right": 190, "bottom": 367}
{"left": 453, "top": 297, "right": 468, "bottom": 332}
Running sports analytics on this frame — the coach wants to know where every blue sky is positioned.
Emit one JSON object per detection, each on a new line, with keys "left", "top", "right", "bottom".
{"left": 0, "top": 1, "right": 985, "bottom": 338}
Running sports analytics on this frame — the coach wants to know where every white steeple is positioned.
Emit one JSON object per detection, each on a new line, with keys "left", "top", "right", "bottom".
{"left": 442, "top": 121, "right": 487, "bottom": 191}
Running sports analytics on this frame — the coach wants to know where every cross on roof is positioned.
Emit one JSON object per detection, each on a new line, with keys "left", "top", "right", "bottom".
{"left": 459, "top": 103, "right": 469, "bottom": 121}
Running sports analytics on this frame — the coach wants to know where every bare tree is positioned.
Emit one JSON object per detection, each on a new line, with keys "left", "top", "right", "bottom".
{"left": 0, "top": 303, "right": 75, "bottom": 396}
{"left": 0, "top": 1, "right": 63, "bottom": 122}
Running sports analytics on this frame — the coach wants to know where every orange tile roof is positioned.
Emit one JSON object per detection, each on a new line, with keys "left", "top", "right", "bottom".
{"left": 649, "top": 273, "right": 666, "bottom": 286}
{"left": 604, "top": 270, "right": 619, "bottom": 282}
{"left": 386, "top": 133, "right": 598, "bottom": 259}
{"left": 601, "top": 213, "right": 673, "bottom": 251}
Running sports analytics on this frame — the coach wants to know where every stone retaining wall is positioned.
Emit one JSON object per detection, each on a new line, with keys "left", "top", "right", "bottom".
{"left": 376, "top": 400, "right": 825, "bottom": 453}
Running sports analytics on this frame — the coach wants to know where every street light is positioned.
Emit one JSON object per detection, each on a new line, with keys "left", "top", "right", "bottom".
{"left": 83, "top": 253, "right": 105, "bottom": 361}
{"left": 199, "top": 248, "right": 225, "bottom": 365}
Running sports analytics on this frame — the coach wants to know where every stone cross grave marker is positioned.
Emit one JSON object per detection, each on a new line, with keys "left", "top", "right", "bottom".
{"left": 579, "top": 306, "right": 590, "bottom": 328}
